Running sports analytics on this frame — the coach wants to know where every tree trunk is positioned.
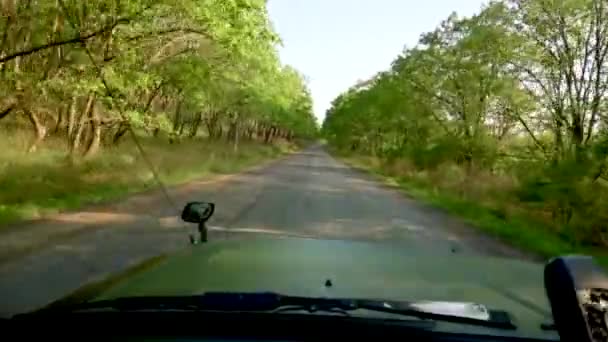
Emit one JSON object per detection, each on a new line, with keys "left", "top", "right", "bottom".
{"left": 0, "top": 0, "right": 15, "bottom": 74}
{"left": 233, "top": 120, "right": 239, "bottom": 152}
{"left": 264, "top": 127, "right": 272, "bottom": 144}
{"left": 173, "top": 100, "right": 182, "bottom": 134}
{"left": 14, "top": 29, "right": 31, "bottom": 90}
{"left": 66, "top": 96, "right": 77, "bottom": 140}
{"left": 227, "top": 116, "right": 237, "bottom": 142}
{"left": 189, "top": 113, "right": 202, "bottom": 138}
{"left": 179, "top": 121, "right": 186, "bottom": 136}
{"left": 84, "top": 103, "right": 101, "bottom": 157}
{"left": 113, "top": 122, "right": 129, "bottom": 145}
{"left": 0, "top": 104, "right": 14, "bottom": 121}
{"left": 54, "top": 105, "right": 65, "bottom": 133}
{"left": 25, "top": 109, "right": 47, "bottom": 153}
{"left": 255, "top": 123, "right": 263, "bottom": 140}
{"left": 206, "top": 111, "right": 222, "bottom": 139}
{"left": 71, "top": 93, "right": 95, "bottom": 155}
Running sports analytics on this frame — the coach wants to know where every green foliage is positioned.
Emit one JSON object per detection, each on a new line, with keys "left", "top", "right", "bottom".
{"left": 0, "top": 0, "right": 317, "bottom": 157}
{"left": 0, "top": 0, "right": 318, "bottom": 223}
{"left": 323, "top": 0, "right": 608, "bottom": 250}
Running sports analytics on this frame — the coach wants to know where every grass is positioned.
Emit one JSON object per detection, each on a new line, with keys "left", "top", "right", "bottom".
{"left": 336, "top": 152, "right": 608, "bottom": 267}
{"left": 41, "top": 254, "right": 169, "bottom": 310}
{"left": 0, "top": 131, "right": 293, "bottom": 226}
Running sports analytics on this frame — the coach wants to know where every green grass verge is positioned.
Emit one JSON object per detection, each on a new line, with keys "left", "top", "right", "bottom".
{"left": 41, "top": 254, "right": 169, "bottom": 310}
{"left": 337, "top": 154, "right": 608, "bottom": 267}
{"left": 0, "top": 135, "right": 292, "bottom": 226}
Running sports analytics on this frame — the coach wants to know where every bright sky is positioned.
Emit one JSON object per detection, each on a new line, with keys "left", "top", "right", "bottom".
{"left": 267, "top": 0, "right": 488, "bottom": 123}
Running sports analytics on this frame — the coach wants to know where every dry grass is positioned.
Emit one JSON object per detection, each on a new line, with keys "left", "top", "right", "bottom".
{"left": 0, "top": 130, "right": 290, "bottom": 225}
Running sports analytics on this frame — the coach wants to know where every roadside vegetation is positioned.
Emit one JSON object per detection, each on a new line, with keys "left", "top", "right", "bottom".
{"left": 0, "top": 133, "right": 291, "bottom": 224}
{"left": 0, "top": 0, "right": 317, "bottom": 224}
{"left": 323, "top": 0, "right": 608, "bottom": 260}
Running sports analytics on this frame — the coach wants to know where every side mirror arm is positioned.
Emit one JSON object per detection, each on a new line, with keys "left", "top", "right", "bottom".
{"left": 198, "top": 221, "right": 208, "bottom": 243}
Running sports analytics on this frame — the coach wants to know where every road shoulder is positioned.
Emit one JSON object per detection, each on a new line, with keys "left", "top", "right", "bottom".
{"left": 330, "top": 152, "right": 543, "bottom": 262}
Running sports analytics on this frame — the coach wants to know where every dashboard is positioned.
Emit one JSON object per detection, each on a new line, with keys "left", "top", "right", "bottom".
{"left": 4, "top": 311, "right": 556, "bottom": 342}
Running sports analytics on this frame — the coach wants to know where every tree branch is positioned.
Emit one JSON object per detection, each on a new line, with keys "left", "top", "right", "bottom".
{"left": 0, "top": 19, "right": 129, "bottom": 64}
{"left": 0, "top": 104, "right": 15, "bottom": 121}
{"left": 515, "top": 111, "right": 548, "bottom": 155}
{"left": 124, "top": 27, "right": 210, "bottom": 41}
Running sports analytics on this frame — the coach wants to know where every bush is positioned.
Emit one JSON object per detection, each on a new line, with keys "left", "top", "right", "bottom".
{"left": 512, "top": 154, "right": 608, "bottom": 245}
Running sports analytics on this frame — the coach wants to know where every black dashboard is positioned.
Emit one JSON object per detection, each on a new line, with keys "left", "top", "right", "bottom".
{"left": 4, "top": 311, "right": 555, "bottom": 342}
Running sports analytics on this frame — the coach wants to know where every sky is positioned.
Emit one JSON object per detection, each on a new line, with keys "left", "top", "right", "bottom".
{"left": 267, "top": 0, "right": 488, "bottom": 123}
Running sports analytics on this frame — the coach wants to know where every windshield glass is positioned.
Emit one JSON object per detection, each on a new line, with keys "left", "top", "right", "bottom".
{"left": 1, "top": 0, "right": 604, "bottom": 341}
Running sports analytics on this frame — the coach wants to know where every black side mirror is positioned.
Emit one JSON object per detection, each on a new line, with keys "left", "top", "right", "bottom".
{"left": 181, "top": 202, "right": 215, "bottom": 223}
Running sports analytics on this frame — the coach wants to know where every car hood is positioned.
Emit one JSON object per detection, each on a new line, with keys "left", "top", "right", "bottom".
{"left": 96, "top": 237, "right": 558, "bottom": 340}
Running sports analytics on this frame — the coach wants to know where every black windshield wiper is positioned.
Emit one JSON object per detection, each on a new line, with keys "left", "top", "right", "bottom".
{"left": 44, "top": 292, "right": 515, "bottom": 330}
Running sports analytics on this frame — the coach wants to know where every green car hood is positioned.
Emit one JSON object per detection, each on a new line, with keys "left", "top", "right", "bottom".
{"left": 97, "top": 238, "right": 559, "bottom": 341}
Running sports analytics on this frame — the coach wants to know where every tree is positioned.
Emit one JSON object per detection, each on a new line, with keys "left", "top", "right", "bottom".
{"left": 506, "top": 0, "right": 608, "bottom": 158}
{"left": 322, "top": 0, "right": 608, "bottom": 245}
{"left": 0, "top": 0, "right": 317, "bottom": 155}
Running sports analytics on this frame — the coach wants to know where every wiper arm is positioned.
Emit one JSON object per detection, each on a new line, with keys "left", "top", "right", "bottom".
{"left": 354, "top": 300, "right": 515, "bottom": 330}
{"left": 45, "top": 292, "right": 515, "bottom": 330}
{"left": 273, "top": 298, "right": 514, "bottom": 330}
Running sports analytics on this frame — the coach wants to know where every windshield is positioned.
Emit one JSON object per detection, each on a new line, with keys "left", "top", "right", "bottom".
{"left": 1, "top": 0, "right": 605, "bottom": 341}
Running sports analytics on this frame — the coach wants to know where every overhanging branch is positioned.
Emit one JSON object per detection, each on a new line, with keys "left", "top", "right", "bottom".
{"left": 125, "top": 27, "right": 211, "bottom": 41}
{"left": 0, "top": 19, "right": 129, "bottom": 64}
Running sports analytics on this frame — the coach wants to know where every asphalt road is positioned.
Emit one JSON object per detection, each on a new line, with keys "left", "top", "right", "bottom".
{"left": 0, "top": 145, "right": 529, "bottom": 317}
